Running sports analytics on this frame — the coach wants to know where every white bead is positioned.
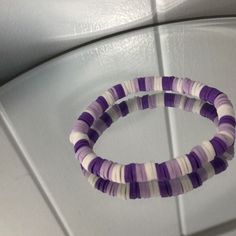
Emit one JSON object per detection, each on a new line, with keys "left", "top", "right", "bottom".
{"left": 101, "top": 90, "right": 115, "bottom": 106}
{"left": 154, "top": 76, "right": 162, "bottom": 92}
{"left": 192, "top": 100, "right": 204, "bottom": 114}
{"left": 184, "top": 155, "right": 192, "bottom": 173}
{"left": 121, "top": 83, "right": 128, "bottom": 97}
{"left": 196, "top": 82, "right": 205, "bottom": 97}
{"left": 120, "top": 165, "right": 126, "bottom": 184}
{"left": 218, "top": 131, "right": 234, "bottom": 146}
{"left": 176, "top": 78, "right": 184, "bottom": 94}
{"left": 193, "top": 81, "right": 204, "bottom": 97}
{"left": 176, "top": 156, "right": 188, "bottom": 175}
{"left": 112, "top": 164, "right": 122, "bottom": 183}
{"left": 217, "top": 104, "right": 235, "bottom": 119}
{"left": 82, "top": 153, "right": 96, "bottom": 170}
{"left": 201, "top": 141, "right": 216, "bottom": 161}
{"left": 123, "top": 80, "right": 133, "bottom": 94}
{"left": 144, "top": 162, "right": 157, "bottom": 181}
{"left": 181, "top": 175, "right": 193, "bottom": 193}
{"left": 88, "top": 174, "right": 99, "bottom": 187}
{"left": 156, "top": 93, "right": 164, "bottom": 107}
{"left": 69, "top": 131, "right": 88, "bottom": 145}
{"left": 127, "top": 97, "right": 139, "bottom": 113}
{"left": 117, "top": 184, "right": 126, "bottom": 199}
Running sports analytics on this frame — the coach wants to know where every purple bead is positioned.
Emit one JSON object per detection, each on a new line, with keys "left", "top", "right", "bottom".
{"left": 162, "top": 76, "right": 174, "bottom": 91}
{"left": 125, "top": 163, "right": 137, "bottom": 183}
{"left": 200, "top": 103, "right": 217, "bottom": 121}
{"left": 145, "top": 76, "right": 154, "bottom": 91}
{"left": 210, "top": 158, "right": 227, "bottom": 174}
{"left": 184, "top": 98, "right": 195, "bottom": 112}
{"left": 207, "top": 87, "right": 223, "bottom": 104}
{"left": 191, "top": 145, "right": 208, "bottom": 164}
{"left": 188, "top": 172, "right": 202, "bottom": 188}
{"left": 130, "top": 182, "right": 141, "bottom": 199}
{"left": 158, "top": 180, "right": 172, "bottom": 197}
{"left": 139, "top": 182, "right": 151, "bottom": 198}
{"left": 156, "top": 163, "right": 170, "bottom": 180}
{"left": 113, "top": 84, "right": 126, "bottom": 99}
{"left": 187, "top": 152, "right": 202, "bottom": 170}
{"left": 95, "top": 178, "right": 103, "bottom": 190}
{"left": 164, "top": 93, "right": 175, "bottom": 107}
{"left": 74, "top": 139, "right": 90, "bottom": 153}
{"left": 200, "top": 86, "right": 221, "bottom": 104}
{"left": 118, "top": 101, "right": 129, "bottom": 116}
{"left": 141, "top": 95, "right": 149, "bottom": 109}
{"left": 210, "top": 136, "right": 227, "bottom": 156}
{"left": 72, "top": 120, "right": 89, "bottom": 133}
{"left": 78, "top": 112, "right": 94, "bottom": 127}
{"left": 219, "top": 115, "right": 236, "bottom": 126}
{"left": 170, "top": 178, "right": 183, "bottom": 196}
{"left": 101, "top": 179, "right": 110, "bottom": 193}
{"left": 183, "top": 78, "right": 192, "bottom": 95}
{"left": 100, "top": 112, "right": 113, "bottom": 127}
{"left": 76, "top": 146, "right": 91, "bottom": 162}
{"left": 87, "top": 128, "right": 99, "bottom": 143}
{"left": 96, "top": 96, "right": 109, "bottom": 111}
{"left": 137, "top": 77, "right": 146, "bottom": 91}
{"left": 88, "top": 156, "right": 104, "bottom": 175}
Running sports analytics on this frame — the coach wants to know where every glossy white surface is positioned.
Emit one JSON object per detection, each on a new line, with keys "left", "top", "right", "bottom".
{"left": 1, "top": 17, "right": 236, "bottom": 236}
{"left": 159, "top": 18, "right": 236, "bottom": 235}
{"left": 0, "top": 117, "right": 64, "bottom": 236}
{"left": 0, "top": 28, "right": 180, "bottom": 235}
{"left": 0, "top": 0, "right": 153, "bottom": 84}
{"left": 1, "top": 0, "right": 236, "bottom": 84}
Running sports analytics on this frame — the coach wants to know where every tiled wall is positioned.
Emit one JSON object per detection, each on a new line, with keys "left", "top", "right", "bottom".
{"left": 0, "top": 2, "right": 236, "bottom": 236}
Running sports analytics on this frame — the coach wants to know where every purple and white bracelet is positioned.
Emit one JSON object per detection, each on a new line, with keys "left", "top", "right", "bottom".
{"left": 69, "top": 76, "right": 235, "bottom": 187}
{"left": 78, "top": 94, "right": 232, "bottom": 199}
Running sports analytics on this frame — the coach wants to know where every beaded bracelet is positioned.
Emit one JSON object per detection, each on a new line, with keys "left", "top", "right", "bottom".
{"left": 69, "top": 76, "right": 235, "bottom": 184}
{"left": 77, "top": 94, "right": 232, "bottom": 199}
{"left": 81, "top": 158, "right": 228, "bottom": 199}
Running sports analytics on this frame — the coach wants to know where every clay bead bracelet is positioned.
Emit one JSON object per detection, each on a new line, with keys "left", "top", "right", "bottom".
{"left": 81, "top": 157, "right": 228, "bottom": 199}
{"left": 69, "top": 77, "right": 235, "bottom": 184}
{"left": 79, "top": 95, "right": 232, "bottom": 199}
{"left": 71, "top": 93, "right": 234, "bottom": 189}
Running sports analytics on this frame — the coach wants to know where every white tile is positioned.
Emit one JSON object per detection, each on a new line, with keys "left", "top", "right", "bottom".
{"left": 159, "top": 18, "right": 236, "bottom": 234}
{"left": 0, "top": 119, "right": 64, "bottom": 236}
{"left": 0, "top": 28, "right": 180, "bottom": 235}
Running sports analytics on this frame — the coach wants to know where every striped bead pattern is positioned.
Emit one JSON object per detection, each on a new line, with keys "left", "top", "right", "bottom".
{"left": 81, "top": 157, "right": 229, "bottom": 199}
{"left": 70, "top": 76, "right": 235, "bottom": 186}
{"left": 79, "top": 94, "right": 232, "bottom": 199}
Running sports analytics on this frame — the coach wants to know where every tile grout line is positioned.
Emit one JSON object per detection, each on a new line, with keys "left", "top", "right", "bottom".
{"left": 0, "top": 103, "right": 74, "bottom": 236}
{"left": 150, "top": 1, "right": 184, "bottom": 235}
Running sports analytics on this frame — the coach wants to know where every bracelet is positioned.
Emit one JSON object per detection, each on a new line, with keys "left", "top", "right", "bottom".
{"left": 69, "top": 76, "right": 235, "bottom": 185}
{"left": 78, "top": 94, "right": 232, "bottom": 199}
{"left": 81, "top": 158, "right": 228, "bottom": 199}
